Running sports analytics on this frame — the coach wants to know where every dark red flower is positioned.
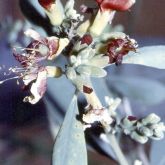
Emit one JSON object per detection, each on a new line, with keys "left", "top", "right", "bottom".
{"left": 96, "top": 0, "right": 135, "bottom": 11}
{"left": 107, "top": 36, "right": 137, "bottom": 65}
{"left": 38, "top": 0, "right": 55, "bottom": 11}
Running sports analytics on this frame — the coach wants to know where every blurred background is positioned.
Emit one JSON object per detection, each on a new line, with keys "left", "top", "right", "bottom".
{"left": 0, "top": 0, "right": 165, "bottom": 165}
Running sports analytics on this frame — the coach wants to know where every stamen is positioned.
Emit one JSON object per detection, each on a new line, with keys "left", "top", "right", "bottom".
{"left": 0, "top": 76, "right": 19, "bottom": 84}
{"left": 13, "top": 46, "right": 41, "bottom": 53}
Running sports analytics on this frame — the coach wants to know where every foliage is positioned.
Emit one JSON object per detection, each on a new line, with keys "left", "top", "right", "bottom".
{"left": 0, "top": 0, "right": 165, "bottom": 164}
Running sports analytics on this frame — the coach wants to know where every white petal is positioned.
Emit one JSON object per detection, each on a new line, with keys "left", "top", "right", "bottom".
{"left": 24, "top": 70, "right": 47, "bottom": 104}
{"left": 24, "top": 29, "right": 43, "bottom": 41}
{"left": 48, "top": 38, "right": 69, "bottom": 60}
{"left": 23, "top": 73, "right": 37, "bottom": 86}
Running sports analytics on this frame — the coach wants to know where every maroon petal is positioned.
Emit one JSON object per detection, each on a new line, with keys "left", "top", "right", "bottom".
{"left": 81, "top": 34, "right": 93, "bottom": 45}
{"left": 83, "top": 85, "right": 93, "bottom": 94}
{"left": 96, "top": 0, "right": 135, "bottom": 11}
{"left": 38, "top": 0, "right": 55, "bottom": 11}
{"left": 24, "top": 69, "right": 47, "bottom": 104}
{"left": 13, "top": 50, "right": 29, "bottom": 67}
{"left": 47, "top": 38, "right": 59, "bottom": 58}
{"left": 107, "top": 37, "right": 137, "bottom": 65}
{"left": 128, "top": 116, "right": 137, "bottom": 121}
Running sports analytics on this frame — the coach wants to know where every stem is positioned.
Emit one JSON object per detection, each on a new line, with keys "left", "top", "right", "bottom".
{"left": 107, "top": 134, "right": 129, "bottom": 165}
{"left": 82, "top": 81, "right": 129, "bottom": 165}
{"left": 84, "top": 92, "right": 102, "bottom": 109}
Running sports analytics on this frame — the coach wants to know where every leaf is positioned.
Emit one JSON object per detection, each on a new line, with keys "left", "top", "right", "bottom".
{"left": 87, "top": 55, "right": 109, "bottom": 68}
{"left": 52, "top": 96, "right": 87, "bottom": 165}
{"left": 150, "top": 119, "right": 165, "bottom": 165}
{"left": 106, "top": 76, "right": 165, "bottom": 106}
{"left": 77, "top": 65, "right": 107, "bottom": 77}
{"left": 123, "top": 46, "right": 165, "bottom": 69}
{"left": 45, "top": 78, "right": 116, "bottom": 160}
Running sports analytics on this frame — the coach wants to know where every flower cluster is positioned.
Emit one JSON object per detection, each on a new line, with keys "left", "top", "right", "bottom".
{"left": 66, "top": 37, "right": 109, "bottom": 92}
{"left": 1, "top": 0, "right": 165, "bottom": 164}
{"left": 121, "top": 113, "right": 165, "bottom": 143}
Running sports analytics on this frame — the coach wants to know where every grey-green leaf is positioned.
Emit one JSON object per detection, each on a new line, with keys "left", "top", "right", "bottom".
{"left": 52, "top": 95, "right": 87, "bottom": 165}
{"left": 150, "top": 119, "right": 165, "bottom": 165}
{"left": 106, "top": 76, "right": 165, "bottom": 106}
{"left": 123, "top": 46, "right": 165, "bottom": 69}
{"left": 77, "top": 65, "right": 107, "bottom": 77}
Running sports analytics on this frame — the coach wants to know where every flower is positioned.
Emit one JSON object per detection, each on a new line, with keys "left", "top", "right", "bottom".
{"left": 38, "top": 0, "right": 55, "bottom": 11}
{"left": 96, "top": 0, "right": 136, "bottom": 11}
{"left": 107, "top": 36, "right": 137, "bottom": 65}
{"left": 83, "top": 106, "right": 113, "bottom": 126}
{"left": 38, "top": 0, "right": 64, "bottom": 26}
{"left": 24, "top": 29, "right": 69, "bottom": 60}
{"left": 89, "top": 0, "right": 136, "bottom": 36}
{"left": 12, "top": 29, "right": 67, "bottom": 104}
{"left": 22, "top": 66, "right": 62, "bottom": 104}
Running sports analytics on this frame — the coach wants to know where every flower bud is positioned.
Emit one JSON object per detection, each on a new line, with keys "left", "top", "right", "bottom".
{"left": 46, "top": 66, "right": 62, "bottom": 78}
{"left": 89, "top": 9, "right": 115, "bottom": 36}
{"left": 150, "top": 122, "right": 165, "bottom": 140}
{"left": 38, "top": 0, "right": 64, "bottom": 26}
{"left": 131, "top": 131, "right": 148, "bottom": 144}
{"left": 77, "top": 20, "right": 91, "bottom": 37}
{"left": 153, "top": 129, "right": 164, "bottom": 140}
{"left": 66, "top": 67, "right": 77, "bottom": 80}
{"left": 96, "top": 0, "right": 136, "bottom": 11}
{"left": 139, "top": 126, "right": 153, "bottom": 137}
{"left": 122, "top": 116, "right": 137, "bottom": 128}
{"left": 142, "top": 113, "right": 161, "bottom": 125}
{"left": 134, "top": 160, "right": 142, "bottom": 165}
{"left": 38, "top": 0, "right": 54, "bottom": 11}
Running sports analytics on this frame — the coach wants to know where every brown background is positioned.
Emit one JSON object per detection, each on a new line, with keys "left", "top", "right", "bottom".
{"left": 0, "top": 0, "right": 165, "bottom": 38}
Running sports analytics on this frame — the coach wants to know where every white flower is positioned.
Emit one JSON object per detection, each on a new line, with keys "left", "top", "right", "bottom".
{"left": 83, "top": 108, "right": 113, "bottom": 125}
{"left": 12, "top": 29, "right": 65, "bottom": 104}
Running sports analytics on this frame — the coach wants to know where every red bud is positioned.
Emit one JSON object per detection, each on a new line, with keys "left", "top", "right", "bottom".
{"left": 81, "top": 34, "right": 93, "bottom": 45}
{"left": 96, "top": 0, "right": 135, "bottom": 11}
{"left": 38, "top": 0, "right": 55, "bottom": 10}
